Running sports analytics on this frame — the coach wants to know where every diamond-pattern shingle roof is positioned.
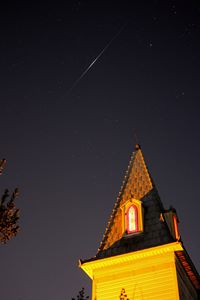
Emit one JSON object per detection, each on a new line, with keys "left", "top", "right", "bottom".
{"left": 97, "top": 144, "right": 172, "bottom": 255}
{"left": 96, "top": 187, "right": 174, "bottom": 259}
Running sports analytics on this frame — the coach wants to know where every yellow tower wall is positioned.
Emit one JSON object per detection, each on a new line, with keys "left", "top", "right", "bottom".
{"left": 81, "top": 243, "right": 183, "bottom": 300}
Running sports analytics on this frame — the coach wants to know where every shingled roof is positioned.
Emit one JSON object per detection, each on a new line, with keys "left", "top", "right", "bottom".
{"left": 96, "top": 144, "right": 174, "bottom": 258}
{"left": 96, "top": 188, "right": 174, "bottom": 259}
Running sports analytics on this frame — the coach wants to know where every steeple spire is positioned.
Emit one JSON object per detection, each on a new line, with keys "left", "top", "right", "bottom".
{"left": 98, "top": 145, "right": 154, "bottom": 253}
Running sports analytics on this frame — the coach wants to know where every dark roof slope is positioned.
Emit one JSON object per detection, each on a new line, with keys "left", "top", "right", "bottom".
{"left": 96, "top": 187, "right": 174, "bottom": 259}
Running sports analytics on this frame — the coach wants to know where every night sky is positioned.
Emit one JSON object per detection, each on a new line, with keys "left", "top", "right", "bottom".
{"left": 0, "top": 1, "right": 200, "bottom": 299}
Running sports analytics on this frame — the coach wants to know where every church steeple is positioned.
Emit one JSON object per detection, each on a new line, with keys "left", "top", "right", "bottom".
{"left": 80, "top": 145, "right": 200, "bottom": 300}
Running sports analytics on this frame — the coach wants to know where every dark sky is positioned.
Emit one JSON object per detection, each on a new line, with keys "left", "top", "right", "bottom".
{"left": 0, "top": 1, "right": 200, "bottom": 299}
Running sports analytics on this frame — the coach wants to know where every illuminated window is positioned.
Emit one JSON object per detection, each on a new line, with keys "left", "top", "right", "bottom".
{"left": 173, "top": 215, "right": 180, "bottom": 240}
{"left": 122, "top": 199, "right": 143, "bottom": 235}
{"left": 126, "top": 205, "right": 138, "bottom": 234}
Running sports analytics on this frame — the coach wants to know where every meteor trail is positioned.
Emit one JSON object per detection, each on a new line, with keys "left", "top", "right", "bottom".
{"left": 67, "top": 23, "right": 127, "bottom": 93}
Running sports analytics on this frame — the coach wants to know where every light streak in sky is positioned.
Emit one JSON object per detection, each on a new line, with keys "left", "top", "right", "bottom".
{"left": 68, "top": 23, "right": 127, "bottom": 93}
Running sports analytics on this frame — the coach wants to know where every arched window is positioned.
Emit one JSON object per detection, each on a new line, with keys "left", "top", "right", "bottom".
{"left": 126, "top": 205, "right": 138, "bottom": 234}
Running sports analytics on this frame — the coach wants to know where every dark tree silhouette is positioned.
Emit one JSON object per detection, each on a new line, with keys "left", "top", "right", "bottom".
{"left": 72, "top": 287, "right": 89, "bottom": 300}
{"left": 0, "top": 159, "right": 20, "bottom": 244}
{"left": 119, "top": 288, "right": 129, "bottom": 300}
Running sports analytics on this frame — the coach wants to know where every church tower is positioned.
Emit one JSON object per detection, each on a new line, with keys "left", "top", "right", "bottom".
{"left": 80, "top": 145, "right": 200, "bottom": 299}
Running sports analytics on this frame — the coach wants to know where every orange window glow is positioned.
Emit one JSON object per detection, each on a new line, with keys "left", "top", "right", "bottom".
{"left": 173, "top": 215, "right": 179, "bottom": 240}
{"left": 127, "top": 205, "right": 138, "bottom": 233}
